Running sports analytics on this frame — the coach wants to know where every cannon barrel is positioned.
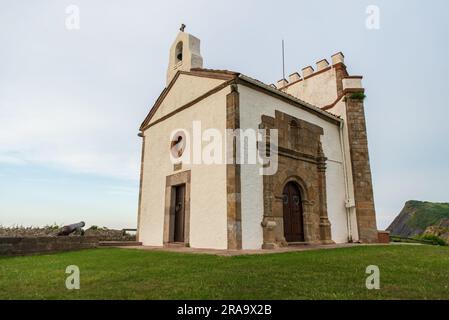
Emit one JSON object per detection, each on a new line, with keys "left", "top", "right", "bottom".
{"left": 57, "top": 222, "right": 86, "bottom": 236}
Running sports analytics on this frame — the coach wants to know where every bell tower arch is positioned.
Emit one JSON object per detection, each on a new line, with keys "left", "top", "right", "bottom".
{"left": 166, "top": 25, "right": 204, "bottom": 85}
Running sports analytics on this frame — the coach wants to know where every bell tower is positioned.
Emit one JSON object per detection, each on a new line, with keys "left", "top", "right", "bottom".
{"left": 166, "top": 25, "right": 203, "bottom": 85}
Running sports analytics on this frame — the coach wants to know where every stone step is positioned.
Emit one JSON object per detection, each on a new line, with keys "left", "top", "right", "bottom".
{"left": 288, "top": 242, "right": 308, "bottom": 247}
{"left": 164, "top": 242, "right": 189, "bottom": 248}
{"left": 99, "top": 241, "right": 142, "bottom": 247}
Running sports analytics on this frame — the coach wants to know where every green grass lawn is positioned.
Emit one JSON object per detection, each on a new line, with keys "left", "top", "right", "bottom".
{"left": 1, "top": 245, "right": 448, "bottom": 300}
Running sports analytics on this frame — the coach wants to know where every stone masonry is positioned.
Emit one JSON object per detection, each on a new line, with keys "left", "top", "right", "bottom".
{"left": 345, "top": 94, "right": 378, "bottom": 243}
{"left": 260, "top": 110, "right": 334, "bottom": 248}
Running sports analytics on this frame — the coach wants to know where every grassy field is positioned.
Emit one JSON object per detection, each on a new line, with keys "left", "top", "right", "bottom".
{"left": 1, "top": 245, "right": 449, "bottom": 300}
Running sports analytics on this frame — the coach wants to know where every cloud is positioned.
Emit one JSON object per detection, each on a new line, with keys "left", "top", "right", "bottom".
{"left": 0, "top": 154, "right": 28, "bottom": 166}
{"left": 0, "top": 89, "right": 141, "bottom": 180}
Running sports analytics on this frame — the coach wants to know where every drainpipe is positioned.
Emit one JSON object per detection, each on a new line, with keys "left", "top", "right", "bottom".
{"left": 339, "top": 120, "right": 353, "bottom": 243}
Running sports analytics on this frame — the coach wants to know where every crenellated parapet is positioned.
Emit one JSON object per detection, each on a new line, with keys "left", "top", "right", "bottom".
{"left": 275, "top": 52, "right": 354, "bottom": 109}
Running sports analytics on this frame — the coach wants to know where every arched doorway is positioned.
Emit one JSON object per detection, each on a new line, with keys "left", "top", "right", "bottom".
{"left": 282, "top": 182, "right": 305, "bottom": 242}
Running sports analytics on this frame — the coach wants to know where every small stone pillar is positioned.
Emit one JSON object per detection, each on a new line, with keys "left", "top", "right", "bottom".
{"left": 261, "top": 218, "right": 278, "bottom": 249}
{"left": 302, "top": 200, "right": 318, "bottom": 243}
{"left": 317, "top": 143, "right": 334, "bottom": 244}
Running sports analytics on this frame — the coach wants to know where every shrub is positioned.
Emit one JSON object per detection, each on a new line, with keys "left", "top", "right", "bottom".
{"left": 44, "top": 223, "right": 60, "bottom": 230}
{"left": 419, "top": 234, "right": 447, "bottom": 246}
{"left": 349, "top": 92, "right": 366, "bottom": 101}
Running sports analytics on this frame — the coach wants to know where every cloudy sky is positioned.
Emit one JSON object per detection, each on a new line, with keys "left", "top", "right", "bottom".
{"left": 1, "top": 0, "right": 448, "bottom": 229}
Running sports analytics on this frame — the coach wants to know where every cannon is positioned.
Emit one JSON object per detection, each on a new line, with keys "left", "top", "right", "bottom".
{"left": 57, "top": 222, "right": 86, "bottom": 236}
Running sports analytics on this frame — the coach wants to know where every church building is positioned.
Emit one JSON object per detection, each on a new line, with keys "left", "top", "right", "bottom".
{"left": 136, "top": 27, "right": 379, "bottom": 250}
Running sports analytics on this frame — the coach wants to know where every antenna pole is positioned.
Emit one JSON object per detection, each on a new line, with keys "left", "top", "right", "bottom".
{"left": 282, "top": 39, "right": 285, "bottom": 80}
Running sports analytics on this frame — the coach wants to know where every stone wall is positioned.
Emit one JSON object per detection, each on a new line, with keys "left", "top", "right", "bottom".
{"left": 0, "top": 237, "right": 99, "bottom": 256}
{"left": 378, "top": 231, "right": 391, "bottom": 244}
{"left": 226, "top": 85, "right": 242, "bottom": 250}
{"left": 345, "top": 95, "right": 378, "bottom": 243}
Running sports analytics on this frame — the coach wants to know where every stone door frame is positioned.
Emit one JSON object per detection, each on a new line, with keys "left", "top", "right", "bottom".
{"left": 275, "top": 175, "right": 315, "bottom": 245}
{"left": 163, "top": 170, "right": 191, "bottom": 246}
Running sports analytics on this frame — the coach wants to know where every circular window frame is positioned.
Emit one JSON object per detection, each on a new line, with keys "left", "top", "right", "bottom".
{"left": 170, "top": 131, "right": 186, "bottom": 159}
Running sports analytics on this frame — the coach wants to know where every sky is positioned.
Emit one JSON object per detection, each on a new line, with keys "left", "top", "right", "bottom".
{"left": 0, "top": 0, "right": 448, "bottom": 230}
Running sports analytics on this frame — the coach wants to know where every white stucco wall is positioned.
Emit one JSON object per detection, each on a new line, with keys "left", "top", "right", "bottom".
{"left": 139, "top": 79, "right": 229, "bottom": 250}
{"left": 326, "top": 99, "right": 360, "bottom": 241}
{"left": 283, "top": 68, "right": 338, "bottom": 108}
{"left": 239, "top": 85, "right": 351, "bottom": 248}
{"left": 149, "top": 74, "right": 225, "bottom": 125}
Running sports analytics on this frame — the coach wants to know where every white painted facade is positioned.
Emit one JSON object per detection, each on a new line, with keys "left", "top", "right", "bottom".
{"left": 238, "top": 85, "right": 357, "bottom": 248}
{"left": 137, "top": 30, "right": 367, "bottom": 250}
{"left": 283, "top": 67, "right": 338, "bottom": 108}
{"left": 139, "top": 74, "right": 230, "bottom": 250}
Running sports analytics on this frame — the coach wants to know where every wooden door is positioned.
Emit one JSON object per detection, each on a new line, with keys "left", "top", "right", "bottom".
{"left": 174, "top": 184, "right": 186, "bottom": 243}
{"left": 283, "top": 182, "right": 305, "bottom": 242}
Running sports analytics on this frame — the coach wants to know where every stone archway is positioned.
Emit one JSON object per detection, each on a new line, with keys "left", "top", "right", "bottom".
{"left": 275, "top": 175, "right": 316, "bottom": 245}
{"left": 261, "top": 173, "right": 320, "bottom": 248}
{"left": 260, "top": 110, "right": 334, "bottom": 249}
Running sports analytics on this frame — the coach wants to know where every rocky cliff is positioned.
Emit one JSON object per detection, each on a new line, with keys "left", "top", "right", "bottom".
{"left": 387, "top": 201, "right": 449, "bottom": 237}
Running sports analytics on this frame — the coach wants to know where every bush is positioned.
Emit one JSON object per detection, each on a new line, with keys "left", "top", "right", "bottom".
{"left": 44, "top": 223, "right": 60, "bottom": 230}
{"left": 349, "top": 92, "right": 366, "bottom": 101}
{"left": 419, "top": 234, "right": 447, "bottom": 246}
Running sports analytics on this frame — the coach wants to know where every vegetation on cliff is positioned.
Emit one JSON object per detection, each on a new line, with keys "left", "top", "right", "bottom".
{"left": 387, "top": 201, "right": 449, "bottom": 241}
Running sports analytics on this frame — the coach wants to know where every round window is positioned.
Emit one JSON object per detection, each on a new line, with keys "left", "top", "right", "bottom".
{"left": 170, "top": 132, "right": 186, "bottom": 158}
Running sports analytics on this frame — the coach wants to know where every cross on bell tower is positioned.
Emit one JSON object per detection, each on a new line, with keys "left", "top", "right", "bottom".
{"left": 166, "top": 26, "right": 203, "bottom": 85}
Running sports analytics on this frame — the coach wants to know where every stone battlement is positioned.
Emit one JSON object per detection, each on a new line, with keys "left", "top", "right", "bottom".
{"left": 272, "top": 52, "right": 366, "bottom": 111}
{"left": 276, "top": 52, "right": 345, "bottom": 90}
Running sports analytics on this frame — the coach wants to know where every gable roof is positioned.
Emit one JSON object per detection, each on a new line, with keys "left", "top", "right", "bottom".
{"left": 140, "top": 68, "right": 341, "bottom": 131}
{"left": 140, "top": 69, "right": 238, "bottom": 130}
